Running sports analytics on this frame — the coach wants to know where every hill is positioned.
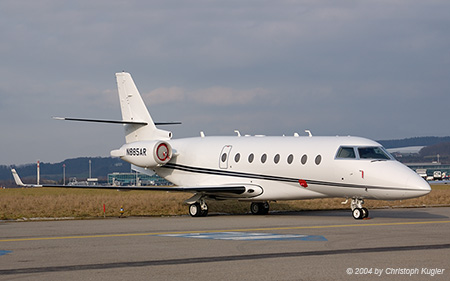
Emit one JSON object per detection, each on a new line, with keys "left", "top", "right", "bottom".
{"left": 397, "top": 142, "right": 450, "bottom": 164}
{"left": 0, "top": 157, "right": 131, "bottom": 183}
{"left": 377, "top": 136, "right": 450, "bottom": 149}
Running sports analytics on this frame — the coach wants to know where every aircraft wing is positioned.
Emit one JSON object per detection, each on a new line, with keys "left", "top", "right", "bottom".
{"left": 37, "top": 183, "right": 262, "bottom": 198}
{"left": 11, "top": 169, "right": 262, "bottom": 199}
{"left": 38, "top": 184, "right": 242, "bottom": 192}
{"left": 11, "top": 169, "right": 42, "bottom": 187}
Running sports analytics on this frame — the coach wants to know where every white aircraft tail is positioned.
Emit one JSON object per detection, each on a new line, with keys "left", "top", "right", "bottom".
{"left": 116, "top": 72, "right": 172, "bottom": 143}
{"left": 11, "top": 169, "right": 25, "bottom": 186}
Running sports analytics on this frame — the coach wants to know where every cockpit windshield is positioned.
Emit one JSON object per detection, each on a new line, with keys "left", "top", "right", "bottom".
{"left": 358, "top": 147, "right": 391, "bottom": 160}
{"left": 336, "top": 147, "right": 356, "bottom": 159}
{"left": 336, "top": 146, "right": 392, "bottom": 160}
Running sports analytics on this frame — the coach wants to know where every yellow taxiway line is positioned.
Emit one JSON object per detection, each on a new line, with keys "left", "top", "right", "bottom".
{"left": 1, "top": 220, "right": 449, "bottom": 243}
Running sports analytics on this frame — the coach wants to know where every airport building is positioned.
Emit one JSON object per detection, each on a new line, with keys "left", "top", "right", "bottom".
{"left": 107, "top": 172, "right": 172, "bottom": 186}
{"left": 407, "top": 163, "right": 450, "bottom": 180}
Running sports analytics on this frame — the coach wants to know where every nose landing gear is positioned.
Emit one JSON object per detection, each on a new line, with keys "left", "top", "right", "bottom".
{"left": 351, "top": 198, "right": 369, "bottom": 219}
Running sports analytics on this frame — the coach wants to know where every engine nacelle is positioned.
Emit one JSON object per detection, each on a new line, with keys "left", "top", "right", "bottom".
{"left": 111, "top": 141, "right": 173, "bottom": 168}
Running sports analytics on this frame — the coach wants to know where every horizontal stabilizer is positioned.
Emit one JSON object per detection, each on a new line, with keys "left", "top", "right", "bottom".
{"left": 53, "top": 117, "right": 181, "bottom": 126}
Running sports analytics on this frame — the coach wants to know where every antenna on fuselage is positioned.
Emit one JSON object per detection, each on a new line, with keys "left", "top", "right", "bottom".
{"left": 305, "top": 130, "right": 312, "bottom": 137}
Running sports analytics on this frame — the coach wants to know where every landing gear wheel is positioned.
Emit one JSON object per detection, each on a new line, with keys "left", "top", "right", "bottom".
{"left": 188, "top": 202, "right": 208, "bottom": 217}
{"left": 250, "top": 202, "right": 269, "bottom": 215}
{"left": 250, "top": 202, "right": 260, "bottom": 215}
{"left": 352, "top": 208, "right": 364, "bottom": 220}
{"left": 361, "top": 207, "right": 369, "bottom": 219}
{"left": 350, "top": 198, "right": 368, "bottom": 219}
{"left": 189, "top": 203, "right": 202, "bottom": 217}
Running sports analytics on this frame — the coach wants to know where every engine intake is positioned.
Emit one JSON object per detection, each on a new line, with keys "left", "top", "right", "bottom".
{"left": 111, "top": 140, "right": 173, "bottom": 168}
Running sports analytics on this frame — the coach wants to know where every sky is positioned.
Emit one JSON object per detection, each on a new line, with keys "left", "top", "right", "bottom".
{"left": 1, "top": 0, "right": 449, "bottom": 165}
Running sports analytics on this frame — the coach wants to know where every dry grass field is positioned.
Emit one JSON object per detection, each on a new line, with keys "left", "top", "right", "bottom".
{"left": 1, "top": 184, "right": 449, "bottom": 220}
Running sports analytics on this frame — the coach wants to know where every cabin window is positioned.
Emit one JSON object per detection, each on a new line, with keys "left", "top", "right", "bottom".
{"left": 301, "top": 154, "right": 307, "bottom": 165}
{"left": 221, "top": 153, "right": 227, "bottom": 162}
{"left": 248, "top": 153, "right": 254, "bottom": 163}
{"left": 234, "top": 153, "right": 241, "bottom": 163}
{"left": 287, "top": 154, "right": 294, "bottom": 164}
{"left": 315, "top": 155, "right": 322, "bottom": 165}
{"left": 274, "top": 154, "right": 280, "bottom": 164}
{"left": 358, "top": 147, "right": 391, "bottom": 160}
{"left": 261, "top": 154, "right": 267, "bottom": 163}
{"left": 336, "top": 147, "right": 356, "bottom": 159}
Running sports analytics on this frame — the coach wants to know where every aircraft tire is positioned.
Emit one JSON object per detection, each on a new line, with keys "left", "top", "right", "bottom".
{"left": 250, "top": 202, "right": 269, "bottom": 215}
{"left": 361, "top": 207, "right": 369, "bottom": 219}
{"left": 250, "top": 202, "right": 260, "bottom": 215}
{"left": 352, "top": 208, "right": 363, "bottom": 220}
{"left": 189, "top": 203, "right": 202, "bottom": 217}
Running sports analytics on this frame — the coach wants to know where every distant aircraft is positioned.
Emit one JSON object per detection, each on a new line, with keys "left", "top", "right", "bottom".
{"left": 11, "top": 169, "right": 42, "bottom": 188}
{"left": 20, "top": 72, "right": 431, "bottom": 219}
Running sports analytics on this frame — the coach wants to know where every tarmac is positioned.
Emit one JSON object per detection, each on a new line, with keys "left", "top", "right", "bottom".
{"left": 1, "top": 207, "right": 449, "bottom": 281}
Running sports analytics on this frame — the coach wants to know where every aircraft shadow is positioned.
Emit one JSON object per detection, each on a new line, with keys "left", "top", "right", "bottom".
{"left": 269, "top": 208, "right": 448, "bottom": 219}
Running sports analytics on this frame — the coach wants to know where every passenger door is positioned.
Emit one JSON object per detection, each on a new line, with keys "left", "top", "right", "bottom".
{"left": 219, "top": 145, "right": 232, "bottom": 169}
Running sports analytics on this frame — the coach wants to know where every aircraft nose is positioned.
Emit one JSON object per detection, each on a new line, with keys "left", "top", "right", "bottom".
{"left": 406, "top": 173, "right": 431, "bottom": 197}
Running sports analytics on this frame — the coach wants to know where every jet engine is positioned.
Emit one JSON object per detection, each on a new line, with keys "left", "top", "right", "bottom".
{"left": 111, "top": 140, "right": 173, "bottom": 168}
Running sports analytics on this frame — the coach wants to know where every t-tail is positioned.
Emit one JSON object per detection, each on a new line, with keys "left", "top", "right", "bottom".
{"left": 111, "top": 73, "right": 174, "bottom": 168}
{"left": 115, "top": 72, "right": 172, "bottom": 143}
{"left": 53, "top": 72, "right": 176, "bottom": 144}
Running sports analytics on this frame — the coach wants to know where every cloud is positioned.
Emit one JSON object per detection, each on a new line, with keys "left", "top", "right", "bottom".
{"left": 1, "top": 0, "right": 450, "bottom": 165}
{"left": 141, "top": 86, "right": 270, "bottom": 106}
{"left": 191, "top": 87, "right": 270, "bottom": 106}
{"left": 143, "top": 87, "right": 185, "bottom": 105}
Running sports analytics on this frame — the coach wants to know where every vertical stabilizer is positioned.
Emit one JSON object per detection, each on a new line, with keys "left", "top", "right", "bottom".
{"left": 116, "top": 72, "right": 172, "bottom": 143}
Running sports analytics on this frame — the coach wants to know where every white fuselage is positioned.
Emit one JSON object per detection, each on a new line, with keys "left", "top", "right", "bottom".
{"left": 48, "top": 72, "right": 432, "bottom": 218}
{"left": 153, "top": 135, "right": 430, "bottom": 201}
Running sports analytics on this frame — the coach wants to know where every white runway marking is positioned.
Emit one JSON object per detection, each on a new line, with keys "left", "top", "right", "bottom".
{"left": 159, "top": 231, "right": 327, "bottom": 241}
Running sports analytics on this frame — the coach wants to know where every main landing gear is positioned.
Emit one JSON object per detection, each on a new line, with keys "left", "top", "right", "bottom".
{"left": 250, "top": 202, "right": 270, "bottom": 215}
{"left": 188, "top": 199, "right": 208, "bottom": 217}
{"left": 351, "top": 198, "right": 369, "bottom": 220}
{"left": 188, "top": 200, "right": 271, "bottom": 217}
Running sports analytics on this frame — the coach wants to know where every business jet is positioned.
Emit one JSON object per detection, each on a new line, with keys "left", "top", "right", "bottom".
{"left": 27, "top": 72, "right": 431, "bottom": 219}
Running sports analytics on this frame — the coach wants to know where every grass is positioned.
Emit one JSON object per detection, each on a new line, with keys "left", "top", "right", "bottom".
{"left": 0, "top": 184, "right": 449, "bottom": 220}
